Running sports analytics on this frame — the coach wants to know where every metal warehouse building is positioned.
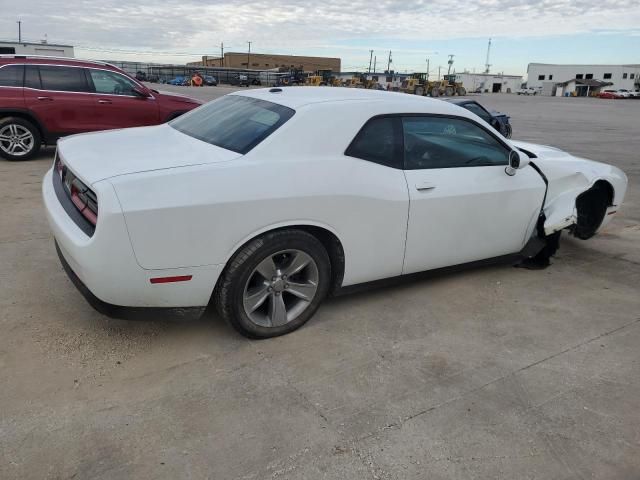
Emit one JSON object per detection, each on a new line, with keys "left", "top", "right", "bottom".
{"left": 453, "top": 72, "right": 523, "bottom": 93}
{"left": 527, "top": 63, "right": 640, "bottom": 90}
{"left": 0, "top": 41, "right": 75, "bottom": 57}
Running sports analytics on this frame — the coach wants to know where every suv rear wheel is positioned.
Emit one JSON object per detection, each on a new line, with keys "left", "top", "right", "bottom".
{"left": 0, "top": 117, "right": 41, "bottom": 161}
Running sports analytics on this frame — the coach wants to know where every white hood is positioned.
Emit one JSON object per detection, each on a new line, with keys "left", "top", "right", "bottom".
{"left": 57, "top": 124, "right": 240, "bottom": 186}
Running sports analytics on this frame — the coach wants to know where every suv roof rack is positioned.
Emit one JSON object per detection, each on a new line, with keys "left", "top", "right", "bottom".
{"left": 0, "top": 54, "right": 116, "bottom": 68}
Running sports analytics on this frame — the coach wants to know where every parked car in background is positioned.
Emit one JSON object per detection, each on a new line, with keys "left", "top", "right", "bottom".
{"left": 598, "top": 90, "right": 623, "bottom": 99}
{"left": 203, "top": 75, "right": 218, "bottom": 86}
{"left": 616, "top": 89, "right": 634, "bottom": 98}
{"left": 168, "top": 76, "right": 189, "bottom": 86}
{"left": 517, "top": 87, "right": 540, "bottom": 96}
{"left": 444, "top": 98, "right": 512, "bottom": 138}
{"left": 44, "top": 88, "right": 627, "bottom": 338}
{"left": 0, "top": 55, "right": 203, "bottom": 160}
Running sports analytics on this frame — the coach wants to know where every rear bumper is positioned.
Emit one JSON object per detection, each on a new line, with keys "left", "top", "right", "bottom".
{"left": 43, "top": 168, "right": 223, "bottom": 314}
{"left": 55, "top": 241, "right": 205, "bottom": 321}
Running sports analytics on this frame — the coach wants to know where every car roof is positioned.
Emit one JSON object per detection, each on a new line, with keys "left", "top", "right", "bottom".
{"left": 231, "top": 87, "right": 468, "bottom": 114}
{"left": 0, "top": 55, "right": 120, "bottom": 71}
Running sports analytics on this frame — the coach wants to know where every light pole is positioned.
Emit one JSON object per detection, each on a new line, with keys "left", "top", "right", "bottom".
{"left": 426, "top": 58, "right": 430, "bottom": 80}
{"left": 247, "top": 41, "right": 252, "bottom": 69}
{"left": 17, "top": 20, "right": 21, "bottom": 43}
{"left": 368, "top": 50, "right": 373, "bottom": 74}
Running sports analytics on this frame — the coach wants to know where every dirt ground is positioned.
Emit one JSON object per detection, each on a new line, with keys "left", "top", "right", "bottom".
{"left": 1, "top": 89, "right": 639, "bottom": 479}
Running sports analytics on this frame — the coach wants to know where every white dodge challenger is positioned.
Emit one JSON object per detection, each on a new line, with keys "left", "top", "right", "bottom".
{"left": 43, "top": 88, "right": 627, "bottom": 338}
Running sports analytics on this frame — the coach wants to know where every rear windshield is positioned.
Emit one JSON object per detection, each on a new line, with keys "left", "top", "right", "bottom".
{"left": 169, "top": 95, "right": 294, "bottom": 154}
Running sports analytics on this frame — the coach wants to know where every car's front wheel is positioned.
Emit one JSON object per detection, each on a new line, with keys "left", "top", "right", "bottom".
{"left": 0, "top": 117, "right": 41, "bottom": 161}
{"left": 215, "top": 230, "right": 331, "bottom": 338}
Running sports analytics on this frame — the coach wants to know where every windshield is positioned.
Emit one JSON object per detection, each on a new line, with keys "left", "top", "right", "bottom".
{"left": 169, "top": 95, "right": 295, "bottom": 154}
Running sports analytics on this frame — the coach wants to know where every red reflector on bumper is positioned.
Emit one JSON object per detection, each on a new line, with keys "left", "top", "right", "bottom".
{"left": 150, "top": 275, "right": 193, "bottom": 284}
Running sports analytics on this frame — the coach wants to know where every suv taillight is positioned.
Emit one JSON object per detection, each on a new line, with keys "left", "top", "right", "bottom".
{"left": 55, "top": 156, "right": 98, "bottom": 226}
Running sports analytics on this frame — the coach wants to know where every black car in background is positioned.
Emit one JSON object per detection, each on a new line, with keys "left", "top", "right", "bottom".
{"left": 203, "top": 75, "right": 218, "bottom": 86}
{"left": 444, "top": 98, "right": 512, "bottom": 138}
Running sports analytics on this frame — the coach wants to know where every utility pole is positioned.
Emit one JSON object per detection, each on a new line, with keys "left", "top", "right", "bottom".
{"left": 17, "top": 20, "right": 21, "bottom": 43}
{"left": 438, "top": 66, "right": 442, "bottom": 80}
{"left": 373, "top": 56, "right": 377, "bottom": 73}
{"left": 426, "top": 58, "right": 430, "bottom": 80}
{"left": 247, "top": 41, "right": 252, "bottom": 69}
{"left": 484, "top": 38, "right": 492, "bottom": 74}
{"left": 386, "top": 50, "right": 392, "bottom": 73}
{"left": 220, "top": 42, "right": 224, "bottom": 67}
{"left": 447, "top": 54, "right": 455, "bottom": 76}
{"left": 368, "top": 50, "right": 373, "bottom": 74}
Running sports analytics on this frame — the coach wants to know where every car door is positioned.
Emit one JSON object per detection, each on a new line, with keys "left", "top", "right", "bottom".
{"left": 23, "top": 64, "right": 100, "bottom": 135}
{"left": 401, "top": 115, "right": 545, "bottom": 275}
{"left": 86, "top": 68, "right": 160, "bottom": 129}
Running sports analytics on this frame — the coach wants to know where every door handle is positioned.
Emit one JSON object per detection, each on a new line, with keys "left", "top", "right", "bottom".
{"left": 37, "top": 96, "right": 53, "bottom": 101}
{"left": 415, "top": 182, "right": 436, "bottom": 191}
{"left": 98, "top": 99, "right": 112, "bottom": 104}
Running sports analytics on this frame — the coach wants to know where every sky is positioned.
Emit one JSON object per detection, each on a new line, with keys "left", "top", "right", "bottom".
{"left": 2, "top": 0, "right": 639, "bottom": 77}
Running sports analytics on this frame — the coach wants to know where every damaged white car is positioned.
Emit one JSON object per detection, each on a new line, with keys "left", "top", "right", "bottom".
{"left": 43, "top": 88, "right": 627, "bottom": 338}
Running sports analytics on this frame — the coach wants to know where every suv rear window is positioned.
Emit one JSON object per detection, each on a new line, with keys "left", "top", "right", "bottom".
{"left": 0, "top": 64, "right": 24, "bottom": 87}
{"left": 169, "top": 95, "right": 294, "bottom": 154}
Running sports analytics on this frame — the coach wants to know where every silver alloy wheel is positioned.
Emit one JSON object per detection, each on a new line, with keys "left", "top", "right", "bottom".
{"left": 243, "top": 249, "right": 319, "bottom": 328}
{"left": 0, "top": 124, "right": 35, "bottom": 157}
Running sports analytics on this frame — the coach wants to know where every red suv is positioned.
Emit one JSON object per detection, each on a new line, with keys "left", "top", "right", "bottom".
{"left": 0, "top": 55, "right": 203, "bottom": 160}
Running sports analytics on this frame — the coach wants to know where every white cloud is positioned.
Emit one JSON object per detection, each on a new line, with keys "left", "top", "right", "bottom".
{"left": 3, "top": 0, "right": 639, "bottom": 70}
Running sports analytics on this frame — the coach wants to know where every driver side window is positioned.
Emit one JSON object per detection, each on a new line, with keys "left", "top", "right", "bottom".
{"left": 89, "top": 69, "right": 138, "bottom": 96}
{"left": 403, "top": 116, "right": 508, "bottom": 170}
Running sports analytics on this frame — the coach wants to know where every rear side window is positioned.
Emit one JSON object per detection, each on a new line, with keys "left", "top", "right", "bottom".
{"left": 461, "top": 102, "right": 491, "bottom": 123}
{"left": 0, "top": 64, "right": 24, "bottom": 87}
{"left": 24, "top": 65, "right": 41, "bottom": 89}
{"left": 169, "top": 96, "right": 294, "bottom": 154}
{"left": 38, "top": 66, "right": 89, "bottom": 92}
{"left": 345, "top": 117, "right": 402, "bottom": 169}
{"left": 403, "top": 116, "right": 509, "bottom": 169}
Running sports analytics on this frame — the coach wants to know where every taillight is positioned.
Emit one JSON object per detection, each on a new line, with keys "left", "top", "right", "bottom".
{"left": 57, "top": 156, "right": 99, "bottom": 227}
{"left": 69, "top": 180, "right": 98, "bottom": 226}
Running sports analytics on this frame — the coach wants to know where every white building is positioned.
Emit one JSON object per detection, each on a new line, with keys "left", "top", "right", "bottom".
{"left": 527, "top": 63, "right": 640, "bottom": 91}
{"left": 453, "top": 72, "right": 523, "bottom": 93}
{"left": 0, "top": 41, "right": 75, "bottom": 57}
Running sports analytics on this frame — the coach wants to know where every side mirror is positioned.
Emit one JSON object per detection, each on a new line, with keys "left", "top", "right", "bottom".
{"left": 505, "top": 150, "right": 530, "bottom": 176}
{"left": 133, "top": 85, "right": 151, "bottom": 98}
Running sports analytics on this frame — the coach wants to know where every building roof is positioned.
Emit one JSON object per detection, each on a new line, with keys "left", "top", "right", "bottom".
{"left": 558, "top": 78, "right": 613, "bottom": 87}
{"left": 0, "top": 40, "right": 74, "bottom": 48}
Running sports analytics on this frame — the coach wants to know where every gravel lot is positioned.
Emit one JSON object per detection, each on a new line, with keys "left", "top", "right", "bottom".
{"left": 1, "top": 88, "right": 639, "bottom": 479}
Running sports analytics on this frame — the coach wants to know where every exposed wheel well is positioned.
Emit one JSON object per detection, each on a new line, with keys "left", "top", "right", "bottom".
{"left": 573, "top": 180, "right": 614, "bottom": 240}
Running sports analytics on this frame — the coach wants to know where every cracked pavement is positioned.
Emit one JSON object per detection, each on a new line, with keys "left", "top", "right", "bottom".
{"left": 1, "top": 90, "right": 639, "bottom": 479}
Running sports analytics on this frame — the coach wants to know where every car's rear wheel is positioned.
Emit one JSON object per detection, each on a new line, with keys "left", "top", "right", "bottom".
{"left": 215, "top": 230, "right": 331, "bottom": 338}
{"left": 0, "top": 117, "right": 41, "bottom": 161}
{"left": 503, "top": 123, "right": 513, "bottom": 138}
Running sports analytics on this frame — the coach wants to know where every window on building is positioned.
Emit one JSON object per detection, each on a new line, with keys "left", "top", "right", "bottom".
{"left": 0, "top": 47, "right": 16, "bottom": 54}
{"left": 585, "top": 73, "right": 593, "bottom": 79}
{"left": 241, "top": 62, "right": 247, "bottom": 66}
{"left": 549, "top": 75, "right": 553, "bottom": 80}
{"left": 538, "top": 75, "right": 545, "bottom": 80}
{"left": 252, "top": 63, "right": 259, "bottom": 67}
{"left": 603, "top": 73, "right": 612, "bottom": 79}
{"left": 576, "top": 74, "right": 584, "bottom": 79}
{"left": 631, "top": 73, "right": 636, "bottom": 79}
{"left": 623, "top": 73, "right": 628, "bottom": 79}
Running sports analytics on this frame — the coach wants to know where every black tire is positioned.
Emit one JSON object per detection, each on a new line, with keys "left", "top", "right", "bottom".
{"left": 214, "top": 229, "right": 331, "bottom": 339}
{"left": 503, "top": 123, "right": 513, "bottom": 138}
{"left": 0, "top": 116, "right": 41, "bottom": 161}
